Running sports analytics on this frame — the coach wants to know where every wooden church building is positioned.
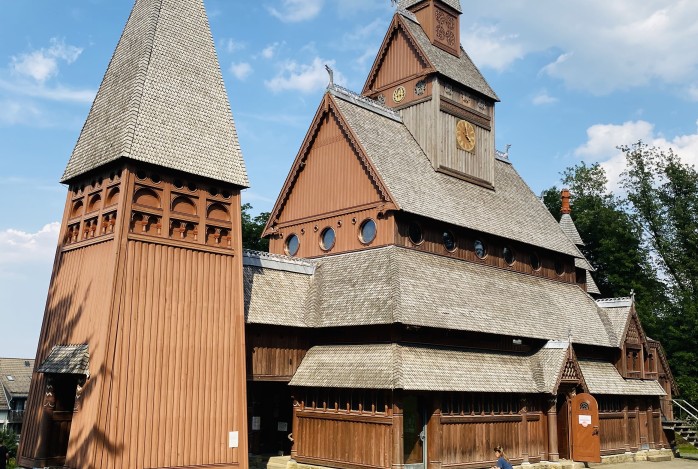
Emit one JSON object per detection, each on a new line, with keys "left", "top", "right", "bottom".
{"left": 17, "top": 0, "right": 676, "bottom": 468}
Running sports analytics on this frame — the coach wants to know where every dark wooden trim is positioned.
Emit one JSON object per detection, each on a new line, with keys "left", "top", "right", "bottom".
{"left": 296, "top": 455, "right": 388, "bottom": 469}
{"left": 441, "top": 414, "right": 529, "bottom": 424}
{"left": 297, "top": 410, "right": 392, "bottom": 425}
{"left": 61, "top": 233, "right": 115, "bottom": 252}
{"left": 436, "top": 165, "right": 495, "bottom": 190}
{"left": 600, "top": 412, "right": 625, "bottom": 419}
{"left": 394, "top": 96, "right": 432, "bottom": 111}
{"left": 439, "top": 97, "right": 492, "bottom": 131}
{"left": 128, "top": 232, "right": 236, "bottom": 256}
{"left": 274, "top": 201, "right": 396, "bottom": 229}
{"left": 248, "top": 375, "right": 293, "bottom": 382}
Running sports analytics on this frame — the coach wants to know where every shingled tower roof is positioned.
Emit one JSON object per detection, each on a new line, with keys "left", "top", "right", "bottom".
{"left": 62, "top": 0, "right": 249, "bottom": 187}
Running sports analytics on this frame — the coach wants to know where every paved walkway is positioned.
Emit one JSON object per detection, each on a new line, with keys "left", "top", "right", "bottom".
{"left": 599, "top": 459, "right": 698, "bottom": 469}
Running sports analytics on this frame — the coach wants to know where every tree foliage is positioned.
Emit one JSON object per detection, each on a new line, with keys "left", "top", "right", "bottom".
{"left": 541, "top": 162, "right": 666, "bottom": 333}
{"left": 0, "top": 428, "right": 18, "bottom": 465}
{"left": 241, "top": 203, "right": 270, "bottom": 252}
{"left": 620, "top": 142, "right": 698, "bottom": 402}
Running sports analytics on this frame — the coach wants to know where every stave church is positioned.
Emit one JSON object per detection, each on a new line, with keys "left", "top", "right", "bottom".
{"left": 17, "top": 0, "right": 677, "bottom": 469}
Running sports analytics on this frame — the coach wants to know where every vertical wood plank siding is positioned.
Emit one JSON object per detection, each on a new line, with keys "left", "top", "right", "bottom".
{"left": 599, "top": 414, "right": 626, "bottom": 454}
{"left": 278, "top": 114, "right": 383, "bottom": 224}
{"left": 246, "top": 327, "right": 308, "bottom": 380}
{"left": 372, "top": 29, "right": 425, "bottom": 91}
{"left": 295, "top": 414, "right": 392, "bottom": 469}
{"left": 401, "top": 99, "right": 437, "bottom": 168}
{"left": 18, "top": 240, "right": 116, "bottom": 467}
{"left": 437, "top": 110, "right": 494, "bottom": 185}
{"left": 100, "top": 239, "right": 246, "bottom": 469}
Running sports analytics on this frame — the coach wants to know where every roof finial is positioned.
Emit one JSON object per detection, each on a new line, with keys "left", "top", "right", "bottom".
{"left": 567, "top": 327, "right": 572, "bottom": 344}
{"left": 325, "top": 64, "right": 334, "bottom": 87}
{"left": 561, "top": 188, "right": 571, "bottom": 215}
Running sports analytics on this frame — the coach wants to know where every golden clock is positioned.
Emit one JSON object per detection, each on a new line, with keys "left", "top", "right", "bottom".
{"left": 456, "top": 120, "right": 476, "bottom": 152}
{"left": 393, "top": 86, "right": 406, "bottom": 103}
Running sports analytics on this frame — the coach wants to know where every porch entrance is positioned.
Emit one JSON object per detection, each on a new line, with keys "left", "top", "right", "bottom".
{"left": 403, "top": 395, "right": 427, "bottom": 469}
{"left": 247, "top": 381, "right": 294, "bottom": 455}
{"left": 42, "top": 374, "right": 79, "bottom": 465}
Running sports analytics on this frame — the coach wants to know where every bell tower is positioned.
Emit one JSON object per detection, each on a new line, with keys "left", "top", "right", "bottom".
{"left": 363, "top": 0, "right": 499, "bottom": 188}
{"left": 17, "top": 0, "right": 250, "bottom": 468}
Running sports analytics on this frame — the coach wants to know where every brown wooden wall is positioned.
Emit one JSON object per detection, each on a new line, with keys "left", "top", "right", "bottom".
{"left": 369, "top": 26, "right": 426, "bottom": 93}
{"left": 395, "top": 215, "right": 577, "bottom": 284}
{"left": 277, "top": 113, "right": 384, "bottom": 224}
{"left": 246, "top": 326, "right": 308, "bottom": 381}
{"left": 269, "top": 209, "right": 395, "bottom": 258}
{"left": 18, "top": 239, "right": 117, "bottom": 468}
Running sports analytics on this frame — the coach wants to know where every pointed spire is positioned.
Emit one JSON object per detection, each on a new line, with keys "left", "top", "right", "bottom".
{"left": 62, "top": 0, "right": 248, "bottom": 187}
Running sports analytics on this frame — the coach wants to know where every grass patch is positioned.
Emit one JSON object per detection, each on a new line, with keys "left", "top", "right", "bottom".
{"left": 677, "top": 434, "right": 698, "bottom": 455}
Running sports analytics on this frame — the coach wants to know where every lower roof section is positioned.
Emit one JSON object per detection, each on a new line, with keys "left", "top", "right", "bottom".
{"left": 37, "top": 344, "right": 90, "bottom": 377}
{"left": 579, "top": 360, "right": 665, "bottom": 396}
{"left": 289, "top": 342, "right": 568, "bottom": 393}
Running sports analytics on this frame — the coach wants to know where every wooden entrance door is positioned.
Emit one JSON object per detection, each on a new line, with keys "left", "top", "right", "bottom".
{"left": 403, "top": 396, "right": 426, "bottom": 469}
{"left": 43, "top": 375, "right": 78, "bottom": 464}
{"left": 570, "top": 393, "right": 601, "bottom": 463}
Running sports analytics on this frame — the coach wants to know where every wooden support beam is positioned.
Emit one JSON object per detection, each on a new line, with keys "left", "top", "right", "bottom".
{"left": 547, "top": 396, "right": 559, "bottom": 462}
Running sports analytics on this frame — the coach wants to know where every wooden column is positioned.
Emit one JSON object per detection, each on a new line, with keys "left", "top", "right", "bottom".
{"left": 291, "top": 397, "right": 299, "bottom": 459}
{"left": 623, "top": 398, "right": 630, "bottom": 452}
{"left": 547, "top": 396, "right": 559, "bottom": 462}
{"left": 427, "top": 396, "right": 443, "bottom": 469}
{"left": 392, "top": 391, "right": 404, "bottom": 469}
{"left": 647, "top": 400, "right": 655, "bottom": 449}
{"left": 520, "top": 397, "right": 529, "bottom": 463}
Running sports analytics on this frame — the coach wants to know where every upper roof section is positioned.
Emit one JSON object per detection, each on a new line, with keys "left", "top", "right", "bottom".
{"left": 398, "top": 0, "right": 462, "bottom": 14}
{"left": 362, "top": 8, "right": 498, "bottom": 102}
{"left": 62, "top": 0, "right": 249, "bottom": 187}
{"left": 332, "top": 90, "right": 581, "bottom": 257}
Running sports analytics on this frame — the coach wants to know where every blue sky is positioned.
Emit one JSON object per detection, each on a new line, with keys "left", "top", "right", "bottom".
{"left": 1, "top": 0, "right": 698, "bottom": 357}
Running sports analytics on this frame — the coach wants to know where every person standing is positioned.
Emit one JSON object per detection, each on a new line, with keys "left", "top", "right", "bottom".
{"left": 0, "top": 442, "right": 9, "bottom": 469}
{"left": 492, "top": 446, "right": 513, "bottom": 469}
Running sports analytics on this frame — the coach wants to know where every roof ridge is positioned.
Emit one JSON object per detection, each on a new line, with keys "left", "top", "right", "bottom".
{"left": 328, "top": 84, "right": 402, "bottom": 122}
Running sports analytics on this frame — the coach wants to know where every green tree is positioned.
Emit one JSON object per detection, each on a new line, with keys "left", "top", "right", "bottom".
{"left": 0, "top": 428, "right": 18, "bottom": 468}
{"left": 620, "top": 142, "right": 698, "bottom": 402}
{"left": 241, "top": 203, "right": 270, "bottom": 252}
{"left": 541, "top": 162, "right": 667, "bottom": 335}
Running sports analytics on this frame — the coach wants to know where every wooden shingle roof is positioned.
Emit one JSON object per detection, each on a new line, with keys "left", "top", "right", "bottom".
{"left": 398, "top": 11, "right": 498, "bottom": 101}
{"left": 579, "top": 360, "right": 665, "bottom": 396}
{"left": 37, "top": 345, "right": 90, "bottom": 376}
{"left": 62, "top": 0, "right": 248, "bottom": 187}
{"left": 290, "top": 342, "right": 569, "bottom": 393}
{"left": 398, "top": 0, "right": 462, "bottom": 14}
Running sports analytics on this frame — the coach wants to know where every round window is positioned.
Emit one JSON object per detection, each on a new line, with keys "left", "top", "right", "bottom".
{"left": 530, "top": 252, "right": 541, "bottom": 271}
{"left": 474, "top": 240, "right": 487, "bottom": 259}
{"left": 320, "top": 227, "right": 336, "bottom": 251}
{"left": 408, "top": 222, "right": 423, "bottom": 245}
{"left": 443, "top": 231, "right": 456, "bottom": 251}
{"left": 359, "top": 219, "right": 377, "bottom": 244}
{"left": 285, "top": 234, "right": 299, "bottom": 257}
{"left": 503, "top": 246, "right": 515, "bottom": 265}
{"left": 555, "top": 258, "right": 565, "bottom": 276}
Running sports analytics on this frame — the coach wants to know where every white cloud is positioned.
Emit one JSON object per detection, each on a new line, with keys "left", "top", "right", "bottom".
{"left": 688, "top": 84, "right": 698, "bottom": 101}
{"left": 463, "top": 1, "right": 698, "bottom": 94}
{"left": 230, "top": 62, "right": 253, "bottom": 80}
{"left": 573, "top": 120, "right": 698, "bottom": 190}
{"left": 11, "top": 38, "right": 83, "bottom": 83}
{"left": 261, "top": 42, "right": 282, "bottom": 59}
{"left": 267, "top": 0, "right": 324, "bottom": 23}
{"left": 461, "top": 24, "right": 524, "bottom": 71}
{"left": 0, "top": 223, "right": 60, "bottom": 267}
{"left": 531, "top": 90, "right": 558, "bottom": 106}
{"left": 219, "top": 38, "right": 246, "bottom": 54}
{"left": 0, "top": 79, "right": 95, "bottom": 103}
{"left": 265, "top": 57, "right": 345, "bottom": 93}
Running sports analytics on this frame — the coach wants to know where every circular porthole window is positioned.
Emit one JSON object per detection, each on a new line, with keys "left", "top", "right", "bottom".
{"left": 320, "top": 227, "right": 336, "bottom": 251}
{"left": 359, "top": 219, "right": 377, "bottom": 244}
{"left": 530, "top": 252, "right": 541, "bottom": 271}
{"left": 474, "top": 240, "right": 487, "bottom": 259}
{"left": 555, "top": 258, "right": 565, "bottom": 276}
{"left": 503, "top": 246, "right": 515, "bottom": 265}
{"left": 443, "top": 231, "right": 456, "bottom": 251}
{"left": 408, "top": 222, "right": 423, "bottom": 245}
{"left": 285, "top": 234, "right": 300, "bottom": 257}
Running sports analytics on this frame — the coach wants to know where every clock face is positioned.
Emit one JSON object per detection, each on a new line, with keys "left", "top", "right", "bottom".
{"left": 393, "top": 86, "right": 406, "bottom": 103}
{"left": 456, "top": 120, "right": 476, "bottom": 152}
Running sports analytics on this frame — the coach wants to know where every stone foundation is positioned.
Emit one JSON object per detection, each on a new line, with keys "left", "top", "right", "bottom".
{"left": 265, "top": 449, "right": 674, "bottom": 469}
